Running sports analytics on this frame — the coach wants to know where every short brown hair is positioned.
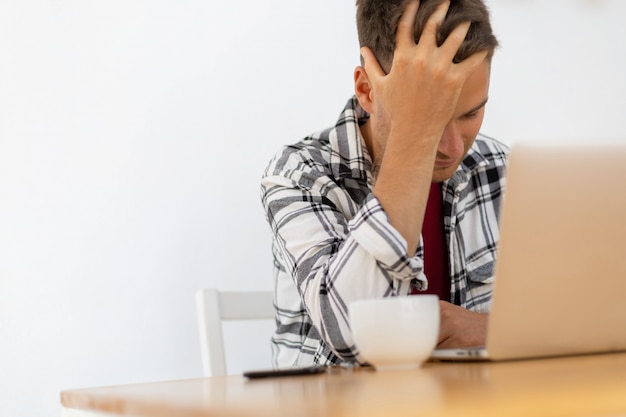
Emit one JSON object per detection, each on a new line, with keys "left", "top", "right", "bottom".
{"left": 356, "top": 0, "right": 499, "bottom": 73}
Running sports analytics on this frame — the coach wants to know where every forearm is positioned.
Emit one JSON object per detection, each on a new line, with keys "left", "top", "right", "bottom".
{"left": 372, "top": 127, "right": 440, "bottom": 256}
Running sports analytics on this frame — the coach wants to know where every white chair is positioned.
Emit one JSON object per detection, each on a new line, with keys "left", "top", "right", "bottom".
{"left": 195, "top": 288, "right": 275, "bottom": 376}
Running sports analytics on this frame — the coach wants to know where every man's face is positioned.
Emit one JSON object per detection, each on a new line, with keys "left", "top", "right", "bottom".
{"left": 372, "top": 60, "right": 491, "bottom": 183}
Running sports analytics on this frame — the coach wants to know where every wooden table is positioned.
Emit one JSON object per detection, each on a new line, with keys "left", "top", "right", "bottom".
{"left": 61, "top": 352, "right": 626, "bottom": 417}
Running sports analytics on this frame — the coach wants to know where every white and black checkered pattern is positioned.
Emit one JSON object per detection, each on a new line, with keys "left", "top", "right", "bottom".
{"left": 261, "top": 96, "right": 509, "bottom": 367}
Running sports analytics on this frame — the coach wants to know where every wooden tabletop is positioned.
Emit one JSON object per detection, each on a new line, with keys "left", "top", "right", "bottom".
{"left": 62, "top": 352, "right": 626, "bottom": 417}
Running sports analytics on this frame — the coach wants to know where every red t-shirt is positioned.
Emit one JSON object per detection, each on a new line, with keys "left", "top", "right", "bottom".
{"left": 414, "top": 182, "right": 451, "bottom": 301}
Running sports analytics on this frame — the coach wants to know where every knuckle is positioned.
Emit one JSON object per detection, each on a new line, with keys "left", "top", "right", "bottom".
{"left": 424, "top": 18, "right": 439, "bottom": 35}
{"left": 391, "top": 58, "right": 408, "bottom": 74}
{"left": 439, "top": 67, "right": 463, "bottom": 88}
{"left": 447, "top": 30, "right": 466, "bottom": 45}
{"left": 397, "top": 19, "right": 412, "bottom": 34}
{"left": 430, "top": 62, "right": 450, "bottom": 81}
{"left": 446, "top": 73, "right": 463, "bottom": 88}
{"left": 412, "top": 57, "right": 428, "bottom": 73}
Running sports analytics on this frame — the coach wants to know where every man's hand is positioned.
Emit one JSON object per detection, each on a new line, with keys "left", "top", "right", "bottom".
{"left": 437, "top": 300, "right": 488, "bottom": 348}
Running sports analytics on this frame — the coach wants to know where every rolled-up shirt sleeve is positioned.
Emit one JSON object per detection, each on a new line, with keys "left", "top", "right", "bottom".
{"left": 349, "top": 194, "right": 426, "bottom": 279}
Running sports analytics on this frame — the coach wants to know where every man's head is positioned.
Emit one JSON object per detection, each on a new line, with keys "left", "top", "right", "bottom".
{"left": 354, "top": 0, "right": 499, "bottom": 182}
{"left": 356, "top": 0, "right": 498, "bottom": 73}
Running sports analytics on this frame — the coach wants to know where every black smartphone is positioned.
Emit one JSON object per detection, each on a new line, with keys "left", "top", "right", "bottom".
{"left": 243, "top": 365, "right": 327, "bottom": 379}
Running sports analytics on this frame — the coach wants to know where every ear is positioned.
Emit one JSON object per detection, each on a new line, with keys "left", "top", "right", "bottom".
{"left": 354, "top": 66, "right": 375, "bottom": 114}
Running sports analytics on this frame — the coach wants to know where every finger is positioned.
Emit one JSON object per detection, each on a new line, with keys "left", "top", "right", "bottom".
{"left": 453, "top": 49, "right": 489, "bottom": 74}
{"left": 439, "top": 20, "right": 471, "bottom": 61}
{"left": 395, "top": 0, "right": 420, "bottom": 50}
{"left": 419, "top": 0, "right": 451, "bottom": 49}
{"left": 437, "top": 336, "right": 451, "bottom": 348}
{"left": 360, "top": 46, "right": 386, "bottom": 79}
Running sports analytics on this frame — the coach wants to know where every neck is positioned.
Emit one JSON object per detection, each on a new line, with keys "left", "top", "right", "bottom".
{"left": 359, "top": 120, "right": 383, "bottom": 177}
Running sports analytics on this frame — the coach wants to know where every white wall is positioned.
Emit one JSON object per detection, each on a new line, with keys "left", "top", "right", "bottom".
{"left": 1, "top": 1, "right": 624, "bottom": 415}
{"left": 485, "top": 0, "right": 626, "bottom": 143}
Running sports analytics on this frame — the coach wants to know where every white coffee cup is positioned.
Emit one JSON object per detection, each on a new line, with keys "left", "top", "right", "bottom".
{"left": 349, "top": 295, "right": 440, "bottom": 370}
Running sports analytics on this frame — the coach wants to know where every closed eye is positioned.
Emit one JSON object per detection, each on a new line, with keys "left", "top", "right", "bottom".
{"left": 461, "top": 110, "right": 481, "bottom": 120}
{"left": 458, "top": 98, "right": 488, "bottom": 121}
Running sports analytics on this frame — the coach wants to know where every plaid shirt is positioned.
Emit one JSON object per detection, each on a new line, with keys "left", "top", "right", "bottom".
{"left": 261, "top": 97, "right": 509, "bottom": 367}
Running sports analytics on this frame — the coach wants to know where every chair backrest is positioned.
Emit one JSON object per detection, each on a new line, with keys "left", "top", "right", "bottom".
{"left": 195, "top": 288, "right": 275, "bottom": 376}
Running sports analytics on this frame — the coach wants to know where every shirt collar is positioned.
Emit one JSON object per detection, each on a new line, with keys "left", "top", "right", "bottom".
{"left": 447, "top": 139, "right": 491, "bottom": 188}
{"left": 328, "top": 96, "right": 490, "bottom": 186}
{"left": 328, "top": 97, "right": 372, "bottom": 182}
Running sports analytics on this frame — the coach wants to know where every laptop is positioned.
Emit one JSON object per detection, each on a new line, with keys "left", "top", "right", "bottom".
{"left": 432, "top": 141, "right": 626, "bottom": 361}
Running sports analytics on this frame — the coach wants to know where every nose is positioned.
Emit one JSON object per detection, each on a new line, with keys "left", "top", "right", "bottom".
{"left": 437, "top": 122, "right": 464, "bottom": 161}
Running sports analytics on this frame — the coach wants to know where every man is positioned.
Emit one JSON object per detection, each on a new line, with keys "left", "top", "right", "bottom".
{"left": 261, "top": 0, "right": 508, "bottom": 367}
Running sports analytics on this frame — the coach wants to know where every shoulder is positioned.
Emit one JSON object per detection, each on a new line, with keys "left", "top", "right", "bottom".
{"left": 263, "top": 97, "right": 371, "bottom": 184}
{"left": 454, "top": 134, "right": 509, "bottom": 188}
{"left": 472, "top": 134, "right": 510, "bottom": 166}
{"left": 472, "top": 133, "right": 509, "bottom": 165}
{"left": 262, "top": 130, "right": 335, "bottom": 185}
